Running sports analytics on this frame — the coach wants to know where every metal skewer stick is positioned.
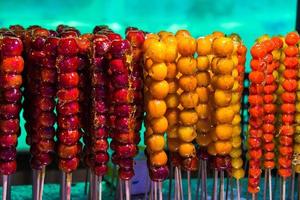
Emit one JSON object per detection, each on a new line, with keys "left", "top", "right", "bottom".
{"left": 120, "top": 179, "right": 124, "bottom": 200}
{"left": 220, "top": 170, "right": 225, "bottom": 200}
{"left": 225, "top": 173, "right": 229, "bottom": 200}
{"left": 7, "top": 175, "right": 11, "bottom": 200}
{"left": 230, "top": 177, "right": 233, "bottom": 200}
{"left": 282, "top": 178, "right": 286, "bottom": 200}
{"left": 66, "top": 173, "right": 72, "bottom": 200}
{"left": 98, "top": 176, "right": 102, "bottom": 200}
{"left": 251, "top": 193, "right": 256, "bottom": 200}
{"left": 263, "top": 170, "right": 267, "bottom": 200}
{"left": 39, "top": 166, "right": 46, "bottom": 200}
{"left": 36, "top": 170, "right": 41, "bottom": 200}
{"left": 175, "top": 167, "right": 180, "bottom": 200}
{"left": 159, "top": 181, "right": 163, "bottom": 200}
{"left": 60, "top": 171, "right": 66, "bottom": 200}
{"left": 236, "top": 179, "right": 241, "bottom": 200}
{"left": 195, "top": 159, "right": 202, "bottom": 200}
{"left": 268, "top": 169, "right": 272, "bottom": 200}
{"left": 178, "top": 168, "right": 184, "bottom": 200}
{"left": 187, "top": 171, "right": 191, "bottom": 200}
{"left": 125, "top": 180, "right": 130, "bottom": 200}
{"left": 2, "top": 175, "right": 8, "bottom": 200}
{"left": 154, "top": 181, "right": 157, "bottom": 200}
{"left": 212, "top": 169, "right": 218, "bottom": 200}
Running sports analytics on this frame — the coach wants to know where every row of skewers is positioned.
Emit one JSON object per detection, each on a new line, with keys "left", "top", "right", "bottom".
{"left": 0, "top": 24, "right": 300, "bottom": 200}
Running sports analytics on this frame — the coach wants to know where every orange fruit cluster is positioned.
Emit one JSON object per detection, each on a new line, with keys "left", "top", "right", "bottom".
{"left": 144, "top": 33, "right": 170, "bottom": 181}
{"left": 248, "top": 41, "right": 267, "bottom": 194}
{"left": 195, "top": 36, "right": 213, "bottom": 153}
{"left": 278, "top": 32, "right": 299, "bottom": 178}
{"left": 176, "top": 30, "right": 198, "bottom": 171}
{"left": 229, "top": 34, "right": 246, "bottom": 180}
{"left": 210, "top": 34, "right": 235, "bottom": 170}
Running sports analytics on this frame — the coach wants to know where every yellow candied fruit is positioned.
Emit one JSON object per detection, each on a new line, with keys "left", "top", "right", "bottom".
{"left": 230, "top": 147, "right": 242, "bottom": 158}
{"left": 164, "top": 43, "right": 178, "bottom": 63}
{"left": 210, "top": 129, "right": 218, "bottom": 142}
{"left": 232, "top": 168, "right": 245, "bottom": 179}
{"left": 165, "top": 93, "right": 179, "bottom": 108}
{"left": 150, "top": 151, "right": 168, "bottom": 166}
{"left": 179, "top": 109, "right": 199, "bottom": 126}
{"left": 196, "top": 72, "right": 210, "bottom": 87}
{"left": 178, "top": 75, "right": 198, "bottom": 92}
{"left": 295, "top": 134, "right": 300, "bottom": 143}
{"left": 196, "top": 134, "right": 212, "bottom": 147}
{"left": 212, "top": 37, "right": 234, "bottom": 57}
{"left": 232, "top": 114, "right": 241, "bottom": 125}
{"left": 147, "top": 99, "right": 167, "bottom": 118}
{"left": 178, "top": 143, "right": 196, "bottom": 158}
{"left": 145, "top": 40, "right": 166, "bottom": 63}
{"left": 296, "top": 125, "right": 300, "bottom": 134}
{"left": 232, "top": 157, "right": 243, "bottom": 169}
{"left": 196, "top": 37, "right": 212, "bottom": 56}
{"left": 177, "top": 35, "right": 197, "bottom": 56}
{"left": 214, "top": 89, "right": 232, "bottom": 107}
{"left": 215, "top": 75, "right": 235, "bottom": 90}
{"left": 296, "top": 102, "right": 300, "bottom": 112}
{"left": 231, "top": 92, "right": 241, "bottom": 104}
{"left": 195, "top": 104, "right": 209, "bottom": 119}
{"left": 196, "top": 56, "right": 210, "bottom": 71}
{"left": 196, "top": 87, "right": 209, "bottom": 103}
{"left": 177, "top": 56, "right": 197, "bottom": 75}
{"left": 215, "top": 124, "right": 233, "bottom": 140}
{"left": 294, "top": 144, "right": 300, "bottom": 154}
{"left": 175, "top": 30, "right": 191, "bottom": 38}
{"left": 150, "top": 116, "right": 168, "bottom": 134}
{"left": 180, "top": 91, "right": 199, "bottom": 108}
{"left": 147, "top": 135, "right": 165, "bottom": 152}
{"left": 165, "top": 109, "right": 179, "bottom": 127}
{"left": 215, "top": 58, "right": 234, "bottom": 75}
{"left": 231, "top": 136, "right": 242, "bottom": 148}
{"left": 166, "top": 63, "right": 177, "bottom": 79}
{"left": 143, "top": 35, "right": 159, "bottom": 52}
{"left": 145, "top": 58, "right": 154, "bottom": 70}
{"left": 149, "top": 80, "right": 169, "bottom": 99}
{"left": 178, "top": 126, "right": 197, "bottom": 142}
{"left": 149, "top": 62, "right": 168, "bottom": 81}
{"left": 215, "top": 107, "right": 235, "bottom": 124}
{"left": 233, "top": 127, "right": 242, "bottom": 137}
{"left": 231, "top": 103, "right": 241, "bottom": 113}
{"left": 294, "top": 165, "right": 300, "bottom": 173}
{"left": 231, "top": 81, "right": 239, "bottom": 92}
{"left": 215, "top": 140, "right": 232, "bottom": 155}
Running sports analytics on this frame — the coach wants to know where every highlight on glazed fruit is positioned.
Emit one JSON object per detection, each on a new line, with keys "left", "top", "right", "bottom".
{"left": 1, "top": 23, "right": 300, "bottom": 200}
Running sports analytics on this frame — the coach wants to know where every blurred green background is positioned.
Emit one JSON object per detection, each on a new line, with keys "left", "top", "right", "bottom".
{"left": 0, "top": 0, "right": 297, "bottom": 150}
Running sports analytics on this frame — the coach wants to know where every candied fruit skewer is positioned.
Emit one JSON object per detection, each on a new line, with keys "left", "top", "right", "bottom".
{"left": 277, "top": 32, "right": 299, "bottom": 198}
{"left": 86, "top": 33, "right": 110, "bottom": 199}
{"left": 195, "top": 34, "right": 214, "bottom": 200}
{"left": 56, "top": 30, "right": 82, "bottom": 200}
{"left": 210, "top": 35, "right": 235, "bottom": 172}
{"left": 143, "top": 32, "right": 169, "bottom": 191}
{"left": 228, "top": 34, "right": 247, "bottom": 199}
{"left": 108, "top": 30, "right": 143, "bottom": 198}
{"left": 174, "top": 30, "right": 199, "bottom": 200}
{"left": 0, "top": 32, "right": 24, "bottom": 199}
{"left": 248, "top": 41, "right": 268, "bottom": 194}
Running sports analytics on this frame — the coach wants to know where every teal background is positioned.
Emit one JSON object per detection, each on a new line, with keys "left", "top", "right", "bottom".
{"left": 0, "top": 0, "right": 297, "bottom": 150}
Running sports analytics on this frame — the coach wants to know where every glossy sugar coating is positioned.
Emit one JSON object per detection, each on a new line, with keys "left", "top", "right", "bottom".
{"left": 229, "top": 34, "right": 246, "bottom": 180}
{"left": 277, "top": 32, "right": 299, "bottom": 178}
{"left": 210, "top": 34, "right": 235, "bottom": 171}
{"left": 144, "top": 32, "right": 170, "bottom": 181}
{"left": 56, "top": 27, "right": 82, "bottom": 173}
{"left": 0, "top": 33, "right": 24, "bottom": 175}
